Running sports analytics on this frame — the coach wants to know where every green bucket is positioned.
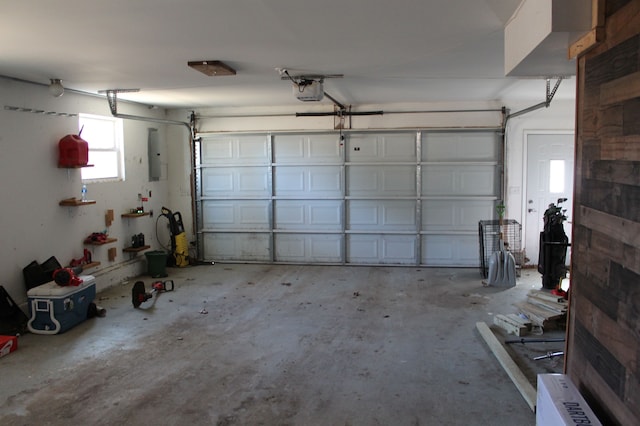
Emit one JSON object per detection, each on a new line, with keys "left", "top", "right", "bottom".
{"left": 145, "top": 250, "right": 168, "bottom": 278}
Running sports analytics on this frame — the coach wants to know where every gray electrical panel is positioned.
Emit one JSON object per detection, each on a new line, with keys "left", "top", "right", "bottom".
{"left": 148, "top": 128, "right": 160, "bottom": 181}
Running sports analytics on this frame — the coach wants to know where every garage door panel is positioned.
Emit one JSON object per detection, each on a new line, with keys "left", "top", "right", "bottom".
{"left": 202, "top": 200, "right": 270, "bottom": 230}
{"left": 197, "top": 130, "right": 500, "bottom": 266}
{"left": 347, "top": 234, "right": 417, "bottom": 264}
{"left": 422, "top": 201, "right": 456, "bottom": 229}
{"left": 202, "top": 138, "right": 233, "bottom": 162}
{"left": 422, "top": 200, "right": 495, "bottom": 231}
{"left": 422, "top": 165, "right": 496, "bottom": 196}
{"left": 202, "top": 167, "right": 270, "bottom": 197}
{"left": 238, "top": 138, "right": 270, "bottom": 162}
{"left": 202, "top": 169, "right": 234, "bottom": 193}
{"left": 275, "top": 234, "right": 343, "bottom": 262}
{"left": 348, "top": 166, "right": 416, "bottom": 197}
{"left": 274, "top": 134, "right": 341, "bottom": 163}
{"left": 274, "top": 135, "right": 304, "bottom": 161}
{"left": 203, "top": 233, "right": 271, "bottom": 261}
{"left": 201, "top": 135, "right": 269, "bottom": 164}
{"left": 275, "top": 200, "right": 342, "bottom": 231}
{"left": 348, "top": 200, "right": 416, "bottom": 231}
{"left": 422, "top": 234, "right": 479, "bottom": 266}
{"left": 459, "top": 168, "right": 497, "bottom": 195}
{"left": 346, "top": 133, "right": 416, "bottom": 162}
{"left": 275, "top": 168, "right": 305, "bottom": 192}
{"left": 459, "top": 201, "right": 495, "bottom": 229}
{"left": 274, "top": 166, "right": 342, "bottom": 197}
{"left": 422, "top": 132, "right": 499, "bottom": 162}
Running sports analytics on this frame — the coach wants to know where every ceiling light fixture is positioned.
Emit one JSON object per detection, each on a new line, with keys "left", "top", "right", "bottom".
{"left": 188, "top": 60, "right": 236, "bottom": 76}
{"left": 49, "top": 79, "right": 64, "bottom": 97}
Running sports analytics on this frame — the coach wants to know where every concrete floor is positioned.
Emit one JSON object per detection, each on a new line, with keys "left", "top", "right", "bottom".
{"left": 0, "top": 264, "right": 565, "bottom": 425}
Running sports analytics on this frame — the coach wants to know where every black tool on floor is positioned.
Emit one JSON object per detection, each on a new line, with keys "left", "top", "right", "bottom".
{"left": 131, "top": 280, "right": 174, "bottom": 308}
{"left": 533, "top": 351, "right": 564, "bottom": 361}
{"left": 505, "top": 337, "right": 566, "bottom": 344}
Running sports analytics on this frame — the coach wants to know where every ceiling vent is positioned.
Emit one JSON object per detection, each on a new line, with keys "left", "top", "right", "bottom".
{"left": 294, "top": 80, "right": 324, "bottom": 102}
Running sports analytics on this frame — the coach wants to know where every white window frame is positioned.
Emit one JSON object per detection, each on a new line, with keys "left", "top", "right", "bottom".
{"left": 79, "top": 113, "right": 125, "bottom": 182}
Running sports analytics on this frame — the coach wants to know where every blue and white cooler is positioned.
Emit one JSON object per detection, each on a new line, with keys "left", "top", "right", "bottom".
{"left": 27, "top": 275, "right": 96, "bottom": 334}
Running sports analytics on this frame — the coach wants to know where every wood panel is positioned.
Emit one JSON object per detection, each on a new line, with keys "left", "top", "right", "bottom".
{"left": 567, "top": 1, "right": 640, "bottom": 425}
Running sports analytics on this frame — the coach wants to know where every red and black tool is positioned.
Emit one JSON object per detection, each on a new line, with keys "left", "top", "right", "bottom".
{"left": 131, "top": 280, "right": 174, "bottom": 308}
{"left": 52, "top": 266, "right": 83, "bottom": 286}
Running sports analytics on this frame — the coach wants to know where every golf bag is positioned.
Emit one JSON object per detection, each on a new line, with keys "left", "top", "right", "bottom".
{"left": 538, "top": 198, "right": 570, "bottom": 289}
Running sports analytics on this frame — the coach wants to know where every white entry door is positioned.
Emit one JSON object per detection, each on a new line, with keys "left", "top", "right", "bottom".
{"left": 525, "top": 133, "right": 574, "bottom": 265}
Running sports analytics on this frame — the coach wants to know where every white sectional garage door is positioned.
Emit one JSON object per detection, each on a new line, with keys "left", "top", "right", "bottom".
{"left": 195, "top": 130, "right": 500, "bottom": 266}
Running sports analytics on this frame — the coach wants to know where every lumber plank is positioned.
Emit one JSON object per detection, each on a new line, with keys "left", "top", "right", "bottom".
{"left": 476, "top": 322, "right": 536, "bottom": 411}
{"left": 515, "top": 302, "right": 565, "bottom": 327}
{"left": 574, "top": 293, "right": 637, "bottom": 369}
{"left": 600, "top": 71, "right": 640, "bottom": 106}
{"left": 580, "top": 206, "right": 640, "bottom": 247}
{"left": 601, "top": 135, "right": 640, "bottom": 161}
{"left": 506, "top": 313, "right": 532, "bottom": 328}
{"left": 494, "top": 314, "right": 529, "bottom": 337}
{"left": 518, "top": 300, "right": 565, "bottom": 319}
{"left": 569, "top": 26, "right": 605, "bottom": 59}
{"left": 526, "top": 294, "right": 568, "bottom": 315}
{"left": 529, "top": 289, "right": 567, "bottom": 304}
{"left": 592, "top": 0, "right": 605, "bottom": 28}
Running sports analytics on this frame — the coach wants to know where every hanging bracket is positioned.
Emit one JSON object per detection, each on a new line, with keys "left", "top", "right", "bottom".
{"left": 545, "top": 76, "right": 564, "bottom": 106}
{"left": 504, "top": 76, "right": 566, "bottom": 125}
{"left": 99, "top": 89, "right": 141, "bottom": 115}
{"left": 99, "top": 89, "right": 191, "bottom": 131}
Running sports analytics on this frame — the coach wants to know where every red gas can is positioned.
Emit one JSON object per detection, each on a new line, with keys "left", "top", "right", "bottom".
{"left": 58, "top": 134, "right": 89, "bottom": 167}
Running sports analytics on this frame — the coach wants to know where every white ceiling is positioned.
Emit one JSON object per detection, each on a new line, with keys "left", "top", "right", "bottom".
{"left": 0, "top": 0, "right": 577, "bottom": 109}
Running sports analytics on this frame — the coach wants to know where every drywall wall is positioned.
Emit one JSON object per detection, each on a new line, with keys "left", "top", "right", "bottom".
{"left": 0, "top": 78, "right": 175, "bottom": 307}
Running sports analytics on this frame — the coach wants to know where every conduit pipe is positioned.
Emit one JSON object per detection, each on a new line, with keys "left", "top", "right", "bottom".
{"left": 0, "top": 74, "right": 105, "bottom": 101}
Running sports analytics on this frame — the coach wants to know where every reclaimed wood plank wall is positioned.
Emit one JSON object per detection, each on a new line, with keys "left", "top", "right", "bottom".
{"left": 567, "top": 1, "right": 640, "bottom": 424}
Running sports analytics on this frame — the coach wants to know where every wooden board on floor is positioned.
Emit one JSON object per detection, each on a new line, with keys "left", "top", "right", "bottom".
{"left": 526, "top": 292, "right": 567, "bottom": 315}
{"left": 476, "top": 322, "right": 536, "bottom": 411}
{"left": 515, "top": 301, "right": 565, "bottom": 327}
{"left": 493, "top": 314, "right": 529, "bottom": 337}
{"left": 529, "top": 289, "right": 567, "bottom": 304}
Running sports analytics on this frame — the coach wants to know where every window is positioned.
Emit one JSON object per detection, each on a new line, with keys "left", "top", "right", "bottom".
{"left": 78, "top": 113, "right": 124, "bottom": 181}
{"left": 549, "top": 160, "right": 565, "bottom": 193}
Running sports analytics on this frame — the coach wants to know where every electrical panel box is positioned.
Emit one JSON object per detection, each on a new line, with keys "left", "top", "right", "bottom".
{"left": 148, "top": 128, "right": 160, "bottom": 181}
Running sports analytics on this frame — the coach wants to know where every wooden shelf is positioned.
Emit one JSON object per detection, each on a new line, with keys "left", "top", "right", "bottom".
{"left": 123, "top": 245, "right": 150, "bottom": 253}
{"left": 65, "top": 261, "right": 101, "bottom": 271}
{"left": 59, "top": 198, "right": 96, "bottom": 206}
{"left": 80, "top": 261, "right": 100, "bottom": 270}
{"left": 121, "top": 212, "right": 150, "bottom": 218}
{"left": 84, "top": 237, "right": 117, "bottom": 246}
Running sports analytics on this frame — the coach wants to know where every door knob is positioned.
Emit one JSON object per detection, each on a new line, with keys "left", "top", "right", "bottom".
{"left": 528, "top": 208, "right": 536, "bottom": 213}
